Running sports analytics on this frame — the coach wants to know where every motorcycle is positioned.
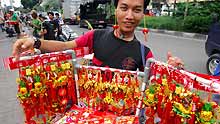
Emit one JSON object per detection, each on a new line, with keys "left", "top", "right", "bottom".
{"left": 5, "top": 21, "right": 16, "bottom": 37}
{"left": 57, "top": 25, "right": 78, "bottom": 41}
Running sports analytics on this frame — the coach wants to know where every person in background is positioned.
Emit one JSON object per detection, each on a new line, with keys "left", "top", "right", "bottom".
{"left": 41, "top": 12, "right": 59, "bottom": 40}
{"left": 55, "top": 13, "right": 64, "bottom": 40}
{"left": 9, "top": 8, "right": 21, "bottom": 37}
{"left": 0, "top": 15, "right": 5, "bottom": 32}
{"left": 55, "top": 13, "right": 64, "bottom": 26}
{"left": 29, "top": 10, "right": 42, "bottom": 38}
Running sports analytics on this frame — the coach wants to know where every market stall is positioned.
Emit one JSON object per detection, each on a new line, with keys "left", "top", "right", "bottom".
{"left": 5, "top": 49, "right": 220, "bottom": 124}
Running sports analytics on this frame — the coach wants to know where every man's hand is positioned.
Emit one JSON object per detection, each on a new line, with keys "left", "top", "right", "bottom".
{"left": 12, "top": 37, "right": 35, "bottom": 60}
{"left": 167, "top": 51, "right": 184, "bottom": 69}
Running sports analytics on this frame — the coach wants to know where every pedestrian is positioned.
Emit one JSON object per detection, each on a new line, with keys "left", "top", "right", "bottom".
{"left": 0, "top": 15, "right": 4, "bottom": 32}
{"left": 29, "top": 10, "right": 42, "bottom": 38}
{"left": 41, "top": 12, "right": 59, "bottom": 40}
{"left": 9, "top": 8, "right": 21, "bottom": 37}
{"left": 55, "top": 13, "right": 64, "bottom": 40}
{"left": 12, "top": 0, "right": 183, "bottom": 70}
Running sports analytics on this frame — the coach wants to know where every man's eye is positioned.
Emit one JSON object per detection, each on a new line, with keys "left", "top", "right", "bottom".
{"left": 134, "top": 9, "right": 142, "bottom": 13}
{"left": 120, "top": 7, "right": 127, "bottom": 11}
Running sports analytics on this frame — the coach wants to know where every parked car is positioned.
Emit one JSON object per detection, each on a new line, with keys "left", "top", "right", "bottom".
{"left": 205, "top": 21, "right": 220, "bottom": 75}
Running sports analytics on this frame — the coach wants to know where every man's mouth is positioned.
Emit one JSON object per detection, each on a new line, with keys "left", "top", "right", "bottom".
{"left": 123, "top": 22, "right": 134, "bottom": 27}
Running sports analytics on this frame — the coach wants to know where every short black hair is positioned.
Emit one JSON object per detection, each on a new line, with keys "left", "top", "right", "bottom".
{"left": 55, "top": 13, "right": 59, "bottom": 16}
{"left": 47, "top": 11, "right": 54, "bottom": 16}
{"left": 39, "top": 14, "right": 47, "bottom": 19}
{"left": 114, "top": 0, "right": 150, "bottom": 11}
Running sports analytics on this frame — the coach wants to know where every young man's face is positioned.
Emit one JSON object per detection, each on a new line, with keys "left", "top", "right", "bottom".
{"left": 48, "top": 14, "right": 54, "bottom": 20}
{"left": 116, "top": 0, "right": 144, "bottom": 33}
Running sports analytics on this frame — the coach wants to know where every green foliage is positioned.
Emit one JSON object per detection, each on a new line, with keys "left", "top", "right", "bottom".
{"left": 182, "top": 16, "right": 211, "bottom": 34}
{"left": 202, "top": 103, "right": 212, "bottom": 111}
{"left": 139, "top": 1, "right": 220, "bottom": 34}
{"left": 21, "top": 0, "right": 39, "bottom": 9}
{"left": 42, "top": 0, "right": 60, "bottom": 11}
{"left": 175, "top": 1, "right": 220, "bottom": 17}
{"left": 33, "top": 4, "right": 44, "bottom": 11}
{"left": 139, "top": 16, "right": 183, "bottom": 31}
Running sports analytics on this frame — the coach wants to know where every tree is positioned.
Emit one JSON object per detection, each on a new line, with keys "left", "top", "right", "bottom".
{"left": 21, "top": 0, "right": 40, "bottom": 9}
{"left": 42, "top": 0, "right": 60, "bottom": 11}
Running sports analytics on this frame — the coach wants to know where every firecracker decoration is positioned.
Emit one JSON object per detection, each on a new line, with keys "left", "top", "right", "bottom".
{"left": 77, "top": 68, "right": 141, "bottom": 116}
{"left": 8, "top": 51, "right": 78, "bottom": 124}
{"left": 7, "top": 50, "right": 220, "bottom": 124}
{"left": 55, "top": 105, "right": 138, "bottom": 124}
{"left": 143, "top": 62, "right": 220, "bottom": 124}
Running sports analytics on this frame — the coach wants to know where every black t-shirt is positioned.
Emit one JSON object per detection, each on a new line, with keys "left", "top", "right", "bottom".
{"left": 93, "top": 29, "right": 151, "bottom": 71}
{"left": 42, "top": 20, "right": 58, "bottom": 40}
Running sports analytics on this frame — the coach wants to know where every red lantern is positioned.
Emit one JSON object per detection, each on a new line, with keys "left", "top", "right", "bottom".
{"left": 58, "top": 88, "right": 67, "bottom": 96}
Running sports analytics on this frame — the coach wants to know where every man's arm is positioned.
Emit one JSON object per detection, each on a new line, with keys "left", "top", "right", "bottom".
{"left": 12, "top": 37, "right": 77, "bottom": 59}
{"left": 12, "top": 30, "right": 94, "bottom": 59}
{"left": 40, "top": 39, "right": 77, "bottom": 52}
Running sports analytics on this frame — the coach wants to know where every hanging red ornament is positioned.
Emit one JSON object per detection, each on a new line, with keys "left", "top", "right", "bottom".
{"left": 192, "top": 95, "right": 200, "bottom": 103}
{"left": 169, "top": 83, "right": 176, "bottom": 91}
{"left": 211, "top": 102, "right": 218, "bottom": 108}
{"left": 142, "top": 28, "right": 149, "bottom": 34}
{"left": 113, "top": 25, "right": 119, "bottom": 30}
{"left": 45, "top": 65, "right": 51, "bottom": 71}
{"left": 20, "top": 69, "right": 26, "bottom": 76}
{"left": 196, "top": 102, "right": 203, "bottom": 109}
{"left": 58, "top": 88, "right": 67, "bottom": 97}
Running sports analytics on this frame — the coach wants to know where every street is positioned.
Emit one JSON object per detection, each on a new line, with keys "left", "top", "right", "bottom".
{"left": 0, "top": 32, "right": 24, "bottom": 123}
{"left": 0, "top": 25, "right": 208, "bottom": 124}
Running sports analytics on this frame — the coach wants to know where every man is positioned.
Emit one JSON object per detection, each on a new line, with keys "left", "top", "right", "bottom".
{"left": 41, "top": 12, "right": 59, "bottom": 40}
{"left": 12, "top": 1, "right": 183, "bottom": 123}
{"left": 12, "top": 0, "right": 183, "bottom": 70}
{"left": 55, "top": 13, "right": 64, "bottom": 40}
{"left": 29, "top": 10, "right": 42, "bottom": 38}
{"left": 9, "top": 9, "right": 20, "bottom": 37}
{"left": 0, "top": 15, "right": 4, "bottom": 32}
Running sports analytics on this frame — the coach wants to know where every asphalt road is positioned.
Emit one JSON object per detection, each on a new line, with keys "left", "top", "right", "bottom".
{"left": 0, "top": 25, "right": 208, "bottom": 124}
{"left": 0, "top": 32, "right": 24, "bottom": 124}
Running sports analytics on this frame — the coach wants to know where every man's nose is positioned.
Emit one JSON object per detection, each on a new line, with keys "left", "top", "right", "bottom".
{"left": 125, "top": 10, "right": 134, "bottom": 20}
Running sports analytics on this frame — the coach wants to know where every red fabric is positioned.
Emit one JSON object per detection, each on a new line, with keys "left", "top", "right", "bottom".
{"left": 92, "top": 57, "right": 103, "bottom": 66}
{"left": 146, "top": 50, "right": 154, "bottom": 60}
{"left": 75, "top": 30, "right": 94, "bottom": 54}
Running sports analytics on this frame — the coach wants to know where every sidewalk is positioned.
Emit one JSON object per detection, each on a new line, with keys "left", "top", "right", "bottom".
{"left": 137, "top": 27, "right": 207, "bottom": 41}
